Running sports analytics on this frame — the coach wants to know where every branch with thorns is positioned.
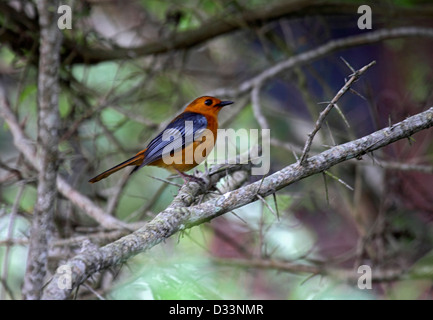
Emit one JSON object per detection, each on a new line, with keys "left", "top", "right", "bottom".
{"left": 41, "top": 104, "right": 433, "bottom": 299}
{"left": 299, "top": 60, "right": 376, "bottom": 165}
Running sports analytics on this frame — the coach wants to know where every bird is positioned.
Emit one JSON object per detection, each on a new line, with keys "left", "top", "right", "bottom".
{"left": 88, "top": 96, "right": 234, "bottom": 183}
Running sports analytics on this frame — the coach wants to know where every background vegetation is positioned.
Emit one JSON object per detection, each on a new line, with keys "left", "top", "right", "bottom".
{"left": 1, "top": 0, "right": 433, "bottom": 299}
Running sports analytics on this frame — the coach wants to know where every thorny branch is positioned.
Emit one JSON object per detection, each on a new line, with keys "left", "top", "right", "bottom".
{"left": 42, "top": 163, "right": 251, "bottom": 299}
{"left": 0, "top": 28, "right": 416, "bottom": 234}
{"left": 299, "top": 61, "right": 377, "bottom": 165}
{"left": 42, "top": 105, "right": 433, "bottom": 299}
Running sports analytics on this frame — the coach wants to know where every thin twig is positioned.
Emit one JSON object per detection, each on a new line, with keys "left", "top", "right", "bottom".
{"left": 256, "top": 194, "right": 278, "bottom": 218}
{"left": 251, "top": 84, "right": 269, "bottom": 130}
{"left": 324, "top": 170, "right": 354, "bottom": 191}
{"left": 322, "top": 172, "right": 329, "bottom": 205}
{"left": 106, "top": 171, "right": 130, "bottom": 216}
{"left": 369, "top": 160, "right": 433, "bottom": 174}
{"left": 299, "top": 60, "right": 376, "bottom": 165}
{"left": 212, "top": 257, "right": 408, "bottom": 283}
{"left": 0, "top": 182, "right": 25, "bottom": 300}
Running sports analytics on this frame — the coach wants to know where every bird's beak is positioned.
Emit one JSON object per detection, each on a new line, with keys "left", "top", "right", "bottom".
{"left": 217, "top": 100, "right": 234, "bottom": 107}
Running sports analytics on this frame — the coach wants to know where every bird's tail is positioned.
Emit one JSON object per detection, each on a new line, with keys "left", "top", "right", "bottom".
{"left": 88, "top": 149, "right": 146, "bottom": 183}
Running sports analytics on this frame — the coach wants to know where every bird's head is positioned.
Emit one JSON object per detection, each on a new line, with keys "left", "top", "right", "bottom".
{"left": 184, "top": 96, "right": 233, "bottom": 115}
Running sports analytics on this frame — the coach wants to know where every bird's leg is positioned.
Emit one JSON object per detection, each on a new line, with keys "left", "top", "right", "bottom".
{"left": 202, "top": 161, "right": 212, "bottom": 181}
{"left": 175, "top": 169, "right": 205, "bottom": 186}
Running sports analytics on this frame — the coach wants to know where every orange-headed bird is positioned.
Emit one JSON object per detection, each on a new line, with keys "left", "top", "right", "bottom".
{"left": 89, "top": 96, "right": 233, "bottom": 183}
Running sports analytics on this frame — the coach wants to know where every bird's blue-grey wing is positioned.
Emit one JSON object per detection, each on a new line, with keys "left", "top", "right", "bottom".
{"left": 140, "top": 112, "right": 208, "bottom": 167}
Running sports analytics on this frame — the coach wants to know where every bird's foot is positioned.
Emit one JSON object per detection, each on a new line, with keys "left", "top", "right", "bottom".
{"left": 176, "top": 170, "right": 206, "bottom": 186}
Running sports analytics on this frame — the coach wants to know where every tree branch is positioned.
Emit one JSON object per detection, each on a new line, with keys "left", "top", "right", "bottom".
{"left": 22, "top": 0, "right": 62, "bottom": 300}
{"left": 213, "top": 257, "right": 409, "bottom": 283}
{"left": 299, "top": 61, "right": 376, "bottom": 164}
{"left": 0, "top": 86, "right": 132, "bottom": 230}
{"left": 3, "top": 1, "right": 433, "bottom": 65}
{"left": 209, "top": 27, "right": 433, "bottom": 98}
{"left": 41, "top": 105, "right": 433, "bottom": 299}
{"left": 49, "top": 10, "right": 433, "bottom": 64}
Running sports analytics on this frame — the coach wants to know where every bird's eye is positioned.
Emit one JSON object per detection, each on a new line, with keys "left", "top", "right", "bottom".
{"left": 204, "top": 99, "right": 213, "bottom": 106}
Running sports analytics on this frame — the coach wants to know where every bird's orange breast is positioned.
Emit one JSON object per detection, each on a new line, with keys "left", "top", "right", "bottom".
{"left": 148, "top": 114, "right": 218, "bottom": 172}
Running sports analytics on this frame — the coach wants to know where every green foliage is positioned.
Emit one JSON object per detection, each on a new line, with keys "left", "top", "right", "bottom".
{"left": 2, "top": 185, "right": 36, "bottom": 213}
{"left": 410, "top": 251, "right": 433, "bottom": 280}
{"left": 0, "top": 215, "right": 30, "bottom": 299}
{"left": 1, "top": 0, "right": 433, "bottom": 300}
{"left": 110, "top": 193, "right": 344, "bottom": 300}
{"left": 59, "top": 93, "right": 71, "bottom": 118}
{"left": 17, "top": 84, "right": 37, "bottom": 106}
{"left": 110, "top": 227, "right": 248, "bottom": 299}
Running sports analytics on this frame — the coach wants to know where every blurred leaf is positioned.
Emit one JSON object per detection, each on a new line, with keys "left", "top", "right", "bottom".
{"left": 18, "top": 84, "right": 37, "bottom": 105}
{"left": 290, "top": 276, "right": 374, "bottom": 300}
{"left": 59, "top": 93, "right": 71, "bottom": 118}
{"left": 101, "top": 108, "right": 126, "bottom": 127}
{"left": 409, "top": 251, "right": 433, "bottom": 280}
{"left": 0, "top": 215, "right": 30, "bottom": 299}
{"left": 2, "top": 185, "right": 36, "bottom": 213}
